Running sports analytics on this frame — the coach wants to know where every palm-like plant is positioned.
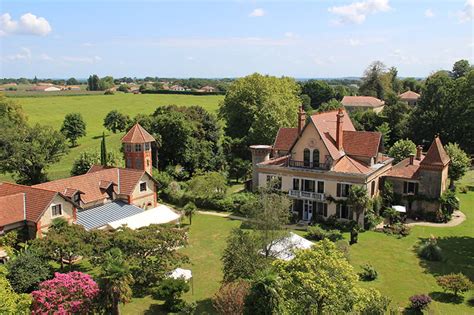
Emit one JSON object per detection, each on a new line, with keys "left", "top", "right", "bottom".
{"left": 100, "top": 248, "right": 134, "bottom": 315}
{"left": 347, "top": 186, "right": 371, "bottom": 227}
{"left": 184, "top": 202, "right": 197, "bottom": 225}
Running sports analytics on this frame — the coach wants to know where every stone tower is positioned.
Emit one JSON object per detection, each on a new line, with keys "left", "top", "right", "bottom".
{"left": 121, "top": 123, "right": 156, "bottom": 175}
{"left": 249, "top": 145, "right": 273, "bottom": 192}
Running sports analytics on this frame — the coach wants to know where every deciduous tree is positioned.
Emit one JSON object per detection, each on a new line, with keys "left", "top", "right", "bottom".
{"left": 61, "top": 113, "right": 86, "bottom": 147}
{"left": 388, "top": 139, "right": 416, "bottom": 164}
{"left": 213, "top": 279, "right": 250, "bottom": 315}
{"left": 0, "top": 272, "right": 31, "bottom": 314}
{"left": 7, "top": 250, "right": 51, "bottom": 293}
{"left": 301, "top": 80, "right": 334, "bottom": 109}
{"left": 103, "top": 110, "right": 130, "bottom": 133}
{"left": 444, "top": 142, "right": 470, "bottom": 189}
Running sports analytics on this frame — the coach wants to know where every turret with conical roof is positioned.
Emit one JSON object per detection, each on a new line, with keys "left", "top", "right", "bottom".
{"left": 121, "top": 123, "right": 156, "bottom": 175}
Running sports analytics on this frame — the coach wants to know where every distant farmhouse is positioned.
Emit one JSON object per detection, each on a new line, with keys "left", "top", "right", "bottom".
{"left": 0, "top": 124, "right": 180, "bottom": 238}
{"left": 341, "top": 96, "right": 385, "bottom": 113}
{"left": 250, "top": 107, "right": 449, "bottom": 224}
{"left": 399, "top": 90, "right": 421, "bottom": 106}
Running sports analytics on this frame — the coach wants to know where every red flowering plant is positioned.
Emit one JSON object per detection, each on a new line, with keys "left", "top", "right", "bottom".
{"left": 31, "top": 271, "right": 99, "bottom": 314}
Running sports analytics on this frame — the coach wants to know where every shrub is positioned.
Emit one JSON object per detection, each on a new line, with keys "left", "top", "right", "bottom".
{"left": 359, "top": 264, "right": 378, "bottom": 281}
{"left": 417, "top": 236, "right": 443, "bottom": 261}
{"left": 104, "top": 89, "right": 114, "bottom": 95}
{"left": 382, "top": 222, "right": 411, "bottom": 237}
{"left": 213, "top": 279, "right": 250, "bottom": 315}
{"left": 31, "top": 272, "right": 99, "bottom": 314}
{"left": 151, "top": 278, "right": 190, "bottom": 312}
{"left": 335, "top": 240, "right": 350, "bottom": 261}
{"left": 306, "top": 225, "right": 343, "bottom": 242}
{"left": 7, "top": 250, "right": 51, "bottom": 293}
{"left": 383, "top": 207, "right": 400, "bottom": 225}
{"left": 364, "top": 208, "right": 381, "bottom": 230}
{"left": 409, "top": 294, "right": 431, "bottom": 311}
{"left": 458, "top": 185, "right": 468, "bottom": 194}
{"left": 306, "top": 225, "right": 327, "bottom": 241}
{"left": 436, "top": 273, "right": 473, "bottom": 297}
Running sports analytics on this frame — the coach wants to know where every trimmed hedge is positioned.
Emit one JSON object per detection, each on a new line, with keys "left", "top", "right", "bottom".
{"left": 140, "top": 89, "right": 225, "bottom": 96}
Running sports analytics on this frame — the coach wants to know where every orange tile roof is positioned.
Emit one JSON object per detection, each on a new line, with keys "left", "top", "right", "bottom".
{"left": 399, "top": 90, "right": 420, "bottom": 100}
{"left": 420, "top": 136, "right": 450, "bottom": 167}
{"left": 343, "top": 131, "right": 381, "bottom": 158}
{"left": 0, "top": 193, "right": 25, "bottom": 226}
{"left": 386, "top": 156, "right": 424, "bottom": 179}
{"left": 273, "top": 128, "right": 298, "bottom": 151}
{"left": 34, "top": 167, "right": 146, "bottom": 205}
{"left": 121, "top": 123, "right": 155, "bottom": 144}
{"left": 332, "top": 156, "right": 371, "bottom": 174}
{"left": 310, "top": 109, "right": 356, "bottom": 160}
{"left": 341, "top": 96, "right": 384, "bottom": 108}
{"left": 0, "top": 183, "right": 59, "bottom": 223}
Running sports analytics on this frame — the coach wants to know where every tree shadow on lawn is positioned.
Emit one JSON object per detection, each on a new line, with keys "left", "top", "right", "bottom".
{"left": 143, "top": 303, "right": 168, "bottom": 315}
{"left": 195, "top": 298, "right": 214, "bottom": 314}
{"left": 92, "top": 133, "right": 111, "bottom": 139}
{"left": 417, "top": 236, "right": 474, "bottom": 280}
{"left": 429, "top": 291, "right": 464, "bottom": 304}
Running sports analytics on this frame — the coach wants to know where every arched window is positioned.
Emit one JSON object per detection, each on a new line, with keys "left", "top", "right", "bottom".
{"left": 303, "top": 148, "right": 310, "bottom": 167}
{"left": 312, "top": 149, "right": 320, "bottom": 167}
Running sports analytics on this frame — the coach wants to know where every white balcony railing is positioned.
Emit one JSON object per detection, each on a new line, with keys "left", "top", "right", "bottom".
{"left": 288, "top": 190, "right": 325, "bottom": 201}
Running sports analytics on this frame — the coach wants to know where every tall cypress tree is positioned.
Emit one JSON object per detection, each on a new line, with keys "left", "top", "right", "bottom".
{"left": 100, "top": 132, "right": 107, "bottom": 166}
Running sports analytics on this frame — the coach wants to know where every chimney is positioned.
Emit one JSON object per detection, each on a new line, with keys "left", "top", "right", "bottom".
{"left": 416, "top": 145, "right": 423, "bottom": 160}
{"left": 297, "top": 106, "right": 306, "bottom": 134}
{"left": 336, "top": 108, "right": 344, "bottom": 151}
{"left": 409, "top": 154, "right": 415, "bottom": 165}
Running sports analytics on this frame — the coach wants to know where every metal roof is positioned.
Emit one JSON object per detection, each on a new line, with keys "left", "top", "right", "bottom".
{"left": 76, "top": 200, "right": 144, "bottom": 230}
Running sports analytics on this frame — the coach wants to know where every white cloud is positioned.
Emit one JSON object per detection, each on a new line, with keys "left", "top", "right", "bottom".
{"left": 249, "top": 8, "right": 265, "bottom": 17}
{"left": 328, "top": 0, "right": 391, "bottom": 25}
{"left": 349, "top": 38, "right": 361, "bottom": 46}
{"left": 4, "top": 47, "right": 32, "bottom": 61}
{"left": 82, "top": 42, "right": 94, "bottom": 47}
{"left": 458, "top": 0, "right": 474, "bottom": 22}
{"left": 424, "top": 9, "right": 435, "bottom": 18}
{"left": 284, "top": 32, "right": 297, "bottom": 38}
{"left": 62, "top": 55, "right": 102, "bottom": 64}
{"left": 39, "top": 53, "right": 53, "bottom": 61}
{"left": 0, "top": 13, "right": 52, "bottom": 36}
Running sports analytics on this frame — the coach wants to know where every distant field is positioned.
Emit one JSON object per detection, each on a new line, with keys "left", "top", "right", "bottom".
{"left": 1, "top": 93, "right": 223, "bottom": 181}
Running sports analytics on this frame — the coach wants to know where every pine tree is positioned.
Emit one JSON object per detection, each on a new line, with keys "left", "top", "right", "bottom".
{"left": 101, "top": 132, "right": 107, "bottom": 166}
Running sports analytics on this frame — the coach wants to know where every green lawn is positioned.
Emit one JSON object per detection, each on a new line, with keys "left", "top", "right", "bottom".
{"left": 121, "top": 187, "right": 473, "bottom": 314}
{"left": 1, "top": 93, "right": 222, "bottom": 181}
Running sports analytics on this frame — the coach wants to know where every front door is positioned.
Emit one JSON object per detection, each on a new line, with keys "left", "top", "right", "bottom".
{"left": 303, "top": 200, "right": 313, "bottom": 221}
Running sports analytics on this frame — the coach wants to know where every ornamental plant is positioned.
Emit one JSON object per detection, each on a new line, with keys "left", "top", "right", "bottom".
{"left": 409, "top": 294, "right": 431, "bottom": 311}
{"left": 436, "top": 273, "right": 473, "bottom": 297}
{"left": 31, "top": 272, "right": 99, "bottom": 314}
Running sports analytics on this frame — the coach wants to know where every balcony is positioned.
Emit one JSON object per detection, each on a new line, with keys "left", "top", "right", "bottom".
{"left": 288, "top": 159, "right": 328, "bottom": 170}
{"left": 288, "top": 190, "right": 325, "bottom": 201}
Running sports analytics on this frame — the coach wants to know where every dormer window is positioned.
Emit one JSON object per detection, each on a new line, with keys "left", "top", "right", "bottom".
{"left": 73, "top": 193, "right": 80, "bottom": 204}
{"left": 52, "top": 204, "right": 62, "bottom": 217}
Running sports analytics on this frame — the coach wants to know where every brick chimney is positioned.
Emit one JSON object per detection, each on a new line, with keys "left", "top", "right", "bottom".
{"left": 336, "top": 108, "right": 344, "bottom": 151}
{"left": 416, "top": 145, "right": 423, "bottom": 160}
{"left": 409, "top": 154, "right": 415, "bottom": 165}
{"left": 298, "top": 106, "right": 306, "bottom": 134}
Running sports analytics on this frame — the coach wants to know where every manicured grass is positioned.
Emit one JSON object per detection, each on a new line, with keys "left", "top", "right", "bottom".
{"left": 122, "top": 188, "right": 473, "bottom": 314}
{"left": 1, "top": 93, "right": 222, "bottom": 181}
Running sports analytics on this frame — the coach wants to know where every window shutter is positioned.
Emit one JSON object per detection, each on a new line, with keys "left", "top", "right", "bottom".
{"left": 415, "top": 183, "right": 419, "bottom": 194}
{"left": 336, "top": 204, "right": 341, "bottom": 217}
{"left": 337, "top": 184, "right": 341, "bottom": 197}
{"left": 324, "top": 203, "right": 328, "bottom": 217}
{"left": 403, "top": 182, "right": 407, "bottom": 194}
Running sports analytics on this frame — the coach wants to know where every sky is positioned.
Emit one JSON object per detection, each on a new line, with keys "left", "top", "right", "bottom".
{"left": 1, "top": 0, "right": 473, "bottom": 78}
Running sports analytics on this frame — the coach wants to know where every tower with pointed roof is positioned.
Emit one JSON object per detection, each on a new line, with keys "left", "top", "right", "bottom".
{"left": 121, "top": 123, "right": 156, "bottom": 175}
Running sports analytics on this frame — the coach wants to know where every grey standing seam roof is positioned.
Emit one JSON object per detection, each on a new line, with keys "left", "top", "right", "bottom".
{"left": 76, "top": 200, "right": 144, "bottom": 230}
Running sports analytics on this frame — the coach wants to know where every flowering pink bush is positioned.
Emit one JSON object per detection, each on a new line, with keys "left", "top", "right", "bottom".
{"left": 31, "top": 271, "right": 99, "bottom": 314}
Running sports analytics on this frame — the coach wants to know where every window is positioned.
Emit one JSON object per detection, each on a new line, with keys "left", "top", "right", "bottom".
{"left": 317, "top": 181, "right": 324, "bottom": 194}
{"left": 314, "top": 202, "right": 328, "bottom": 217}
{"left": 135, "top": 144, "right": 142, "bottom": 152}
{"left": 73, "top": 193, "right": 80, "bottom": 204}
{"left": 52, "top": 204, "right": 62, "bottom": 217}
{"left": 336, "top": 204, "right": 352, "bottom": 220}
{"left": 293, "top": 178, "right": 300, "bottom": 190}
{"left": 146, "top": 159, "right": 150, "bottom": 167}
{"left": 126, "top": 144, "right": 132, "bottom": 152}
{"left": 337, "top": 183, "right": 352, "bottom": 197}
{"left": 136, "top": 159, "right": 143, "bottom": 169}
{"left": 403, "top": 181, "right": 418, "bottom": 195}
{"left": 371, "top": 181, "right": 376, "bottom": 197}
{"left": 140, "top": 182, "right": 147, "bottom": 192}
{"left": 126, "top": 158, "right": 132, "bottom": 168}
{"left": 303, "top": 148, "right": 310, "bottom": 167}
{"left": 145, "top": 142, "right": 150, "bottom": 151}
{"left": 302, "top": 179, "right": 315, "bottom": 192}
{"left": 312, "top": 149, "right": 320, "bottom": 167}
